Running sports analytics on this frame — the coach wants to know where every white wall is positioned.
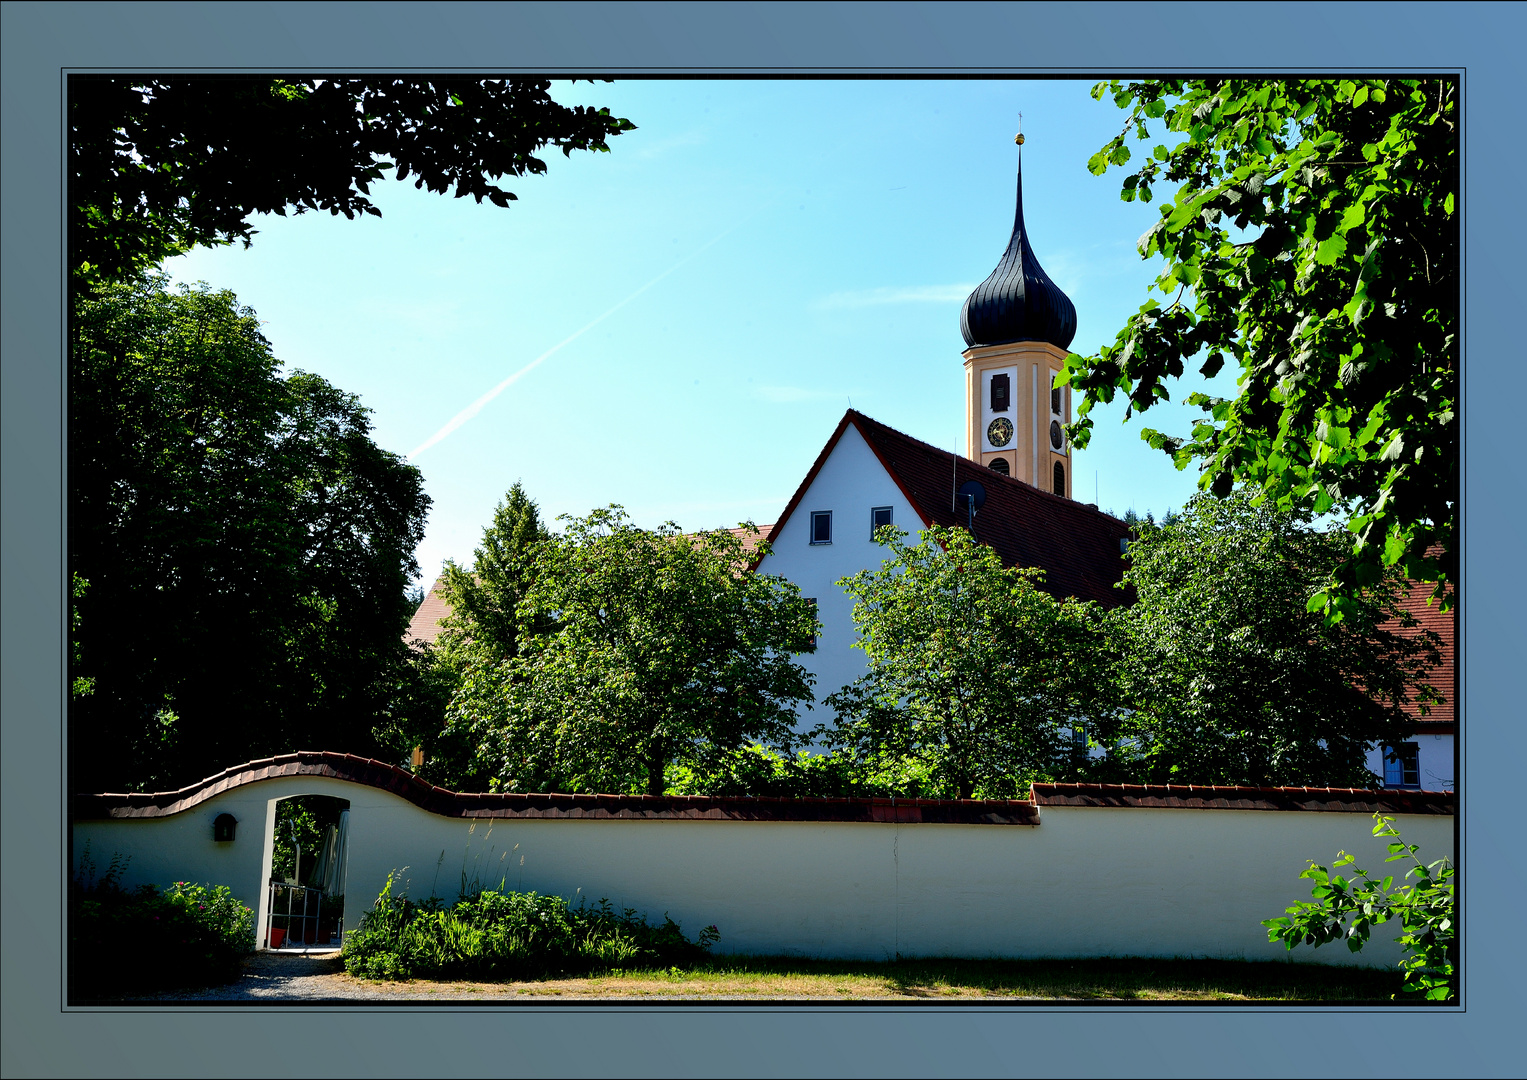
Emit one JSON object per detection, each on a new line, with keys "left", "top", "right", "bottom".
{"left": 757, "top": 422, "right": 924, "bottom": 732}
{"left": 74, "top": 777, "right": 1453, "bottom": 967}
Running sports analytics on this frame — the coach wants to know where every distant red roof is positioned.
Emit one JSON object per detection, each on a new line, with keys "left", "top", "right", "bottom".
{"left": 724, "top": 524, "right": 776, "bottom": 561}
{"left": 766, "top": 410, "right": 1132, "bottom": 606}
{"left": 405, "top": 573, "right": 452, "bottom": 646}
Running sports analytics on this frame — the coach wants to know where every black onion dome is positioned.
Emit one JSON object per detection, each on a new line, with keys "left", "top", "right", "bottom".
{"left": 960, "top": 150, "right": 1077, "bottom": 351}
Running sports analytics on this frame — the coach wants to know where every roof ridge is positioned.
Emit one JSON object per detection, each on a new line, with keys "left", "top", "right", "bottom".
{"left": 847, "top": 409, "right": 1127, "bottom": 523}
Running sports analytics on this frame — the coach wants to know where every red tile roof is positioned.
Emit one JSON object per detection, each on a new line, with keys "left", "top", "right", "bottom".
{"left": 767, "top": 410, "right": 1132, "bottom": 606}
{"left": 405, "top": 573, "right": 452, "bottom": 646}
{"left": 1031, "top": 782, "right": 1454, "bottom": 815}
{"left": 1384, "top": 574, "right": 1455, "bottom": 730}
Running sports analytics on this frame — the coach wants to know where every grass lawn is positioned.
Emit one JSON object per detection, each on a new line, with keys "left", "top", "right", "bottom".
{"left": 342, "top": 955, "right": 1412, "bottom": 1002}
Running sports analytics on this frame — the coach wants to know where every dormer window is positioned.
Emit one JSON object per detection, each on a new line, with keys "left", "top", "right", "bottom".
{"left": 810, "top": 511, "right": 832, "bottom": 545}
{"left": 990, "top": 373, "right": 1010, "bottom": 413}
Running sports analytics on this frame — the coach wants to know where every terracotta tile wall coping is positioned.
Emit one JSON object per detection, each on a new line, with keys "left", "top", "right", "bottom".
{"left": 74, "top": 753, "right": 1454, "bottom": 823}
{"left": 1031, "top": 782, "right": 1454, "bottom": 815}
{"left": 72, "top": 752, "right": 1039, "bottom": 825}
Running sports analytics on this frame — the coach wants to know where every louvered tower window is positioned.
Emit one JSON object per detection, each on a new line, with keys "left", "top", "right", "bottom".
{"left": 990, "top": 373, "right": 1010, "bottom": 412}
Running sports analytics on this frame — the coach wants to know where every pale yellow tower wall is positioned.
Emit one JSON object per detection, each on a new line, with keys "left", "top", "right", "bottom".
{"left": 963, "top": 340, "right": 1072, "bottom": 498}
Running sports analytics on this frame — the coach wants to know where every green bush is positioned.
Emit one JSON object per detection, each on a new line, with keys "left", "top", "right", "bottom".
{"left": 1264, "top": 813, "right": 1455, "bottom": 1001}
{"left": 342, "top": 874, "right": 719, "bottom": 981}
{"left": 70, "top": 849, "right": 254, "bottom": 999}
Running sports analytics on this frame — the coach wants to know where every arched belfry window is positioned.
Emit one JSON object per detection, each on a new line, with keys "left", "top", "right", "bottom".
{"left": 988, "top": 457, "right": 1009, "bottom": 475}
{"left": 1053, "top": 461, "right": 1066, "bottom": 496}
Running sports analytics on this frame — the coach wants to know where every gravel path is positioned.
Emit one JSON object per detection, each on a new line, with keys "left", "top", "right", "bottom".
{"left": 101, "top": 952, "right": 389, "bottom": 1002}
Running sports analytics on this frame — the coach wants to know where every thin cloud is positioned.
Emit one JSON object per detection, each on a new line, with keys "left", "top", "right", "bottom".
{"left": 408, "top": 217, "right": 755, "bottom": 460}
{"left": 814, "top": 284, "right": 975, "bottom": 310}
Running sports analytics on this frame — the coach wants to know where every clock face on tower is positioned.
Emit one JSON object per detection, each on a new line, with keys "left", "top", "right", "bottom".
{"left": 986, "top": 417, "right": 1014, "bottom": 447}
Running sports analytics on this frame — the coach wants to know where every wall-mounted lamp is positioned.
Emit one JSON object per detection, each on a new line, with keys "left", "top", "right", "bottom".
{"left": 213, "top": 813, "right": 237, "bottom": 842}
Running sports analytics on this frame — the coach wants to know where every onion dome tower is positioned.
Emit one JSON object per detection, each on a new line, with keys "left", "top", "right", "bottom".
{"left": 961, "top": 133, "right": 1078, "bottom": 500}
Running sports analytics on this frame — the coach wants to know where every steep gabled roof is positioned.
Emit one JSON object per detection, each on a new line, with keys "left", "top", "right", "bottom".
{"left": 767, "top": 410, "right": 1131, "bottom": 606}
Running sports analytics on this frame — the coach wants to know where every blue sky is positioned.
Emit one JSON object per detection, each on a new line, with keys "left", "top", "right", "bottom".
{"left": 164, "top": 78, "right": 1237, "bottom": 586}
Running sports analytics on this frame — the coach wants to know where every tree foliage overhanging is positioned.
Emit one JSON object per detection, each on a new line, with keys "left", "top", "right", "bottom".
{"left": 69, "top": 75, "right": 636, "bottom": 288}
{"left": 70, "top": 277, "right": 431, "bottom": 791}
{"left": 68, "top": 77, "right": 636, "bottom": 790}
{"left": 1060, "top": 78, "right": 1457, "bottom": 621}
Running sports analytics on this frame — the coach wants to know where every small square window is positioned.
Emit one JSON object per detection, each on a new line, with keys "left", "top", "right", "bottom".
{"left": 871, "top": 506, "right": 893, "bottom": 536}
{"left": 1384, "top": 743, "right": 1420, "bottom": 787}
{"left": 810, "top": 511, "right": 832, "bottom": 545}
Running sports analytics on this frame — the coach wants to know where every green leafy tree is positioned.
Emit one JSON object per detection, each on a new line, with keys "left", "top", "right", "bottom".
{"left": 376, "top": 485, "right": 551, "bottom": 790}
{"left": 70, "top": 76, "right": 636, "bottom": 289}
{"left": 451, "top": 507, "right": 818, "bottom": 796}
{"left": 70, "top": 276, "right": 430, "bottom": 791}
{"left": 1061, "top": 79, "right": 1456, "bottom": 620}
{"left": 823, "top": 526, "right": 1110, "bottom": 800}
{"left": 1103, "top": 492, "right": 1440, "bottom": 786}
{"left": 437, "top": 484, "right": 550, "bottom": 669}
{"left": 1264, "top": 813, "right": 1455, "bottom": 1001}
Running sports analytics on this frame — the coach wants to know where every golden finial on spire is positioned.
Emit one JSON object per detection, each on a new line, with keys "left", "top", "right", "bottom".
{"left": 1015, "top": 112, "right": 1025, "bottom": 145}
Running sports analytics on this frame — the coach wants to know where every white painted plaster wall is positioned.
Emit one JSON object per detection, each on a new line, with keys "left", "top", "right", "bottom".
{"left": 74, "top": 777, "right": 1453, "bottom": 967}
{"left": 1364, "top": 733, "right": 1455, "bottom": 792}
{"left": 756, "top": 423, "right": 925, "bottom": 733}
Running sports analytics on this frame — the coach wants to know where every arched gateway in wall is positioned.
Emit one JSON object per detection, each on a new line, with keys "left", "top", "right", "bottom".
{"left": 73, "top": 751, "right": 1453, "bottom": 966}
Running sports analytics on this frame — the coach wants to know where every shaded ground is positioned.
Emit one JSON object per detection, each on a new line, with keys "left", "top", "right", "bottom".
{"left": 81, "top": 953, "right": 1411, "bottom": 1004}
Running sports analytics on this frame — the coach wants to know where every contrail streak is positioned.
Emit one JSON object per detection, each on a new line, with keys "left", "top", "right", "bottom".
{"left": 408, "top": 221, "right": 749, "bottom": 460}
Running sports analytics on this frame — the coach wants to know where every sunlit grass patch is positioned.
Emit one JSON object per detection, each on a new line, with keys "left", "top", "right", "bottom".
{"left": 337, "top": 955, "right": 1409, "bottom": 1002}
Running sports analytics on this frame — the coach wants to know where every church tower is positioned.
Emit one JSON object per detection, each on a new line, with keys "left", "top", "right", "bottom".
{"left": 959, "top": 135, "right": 1077, "bottom": 499}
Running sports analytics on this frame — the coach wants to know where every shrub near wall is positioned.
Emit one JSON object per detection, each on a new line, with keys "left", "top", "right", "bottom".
{"left": 343, "top": 876, "right": 719, "bottom": 981}
{"left": 70, "top": 850, "right": 253, "bottom": 1000}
